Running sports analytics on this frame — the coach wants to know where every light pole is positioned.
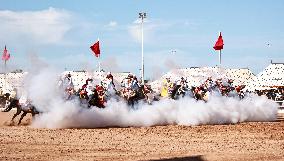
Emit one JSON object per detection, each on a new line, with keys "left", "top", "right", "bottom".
{"left": 139, "top": 12, "right": 146, "bottom": 84}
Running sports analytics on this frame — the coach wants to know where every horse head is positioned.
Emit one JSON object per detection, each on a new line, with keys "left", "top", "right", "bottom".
{"left": 2, "top": 98, "right": 19, "bottom": 112}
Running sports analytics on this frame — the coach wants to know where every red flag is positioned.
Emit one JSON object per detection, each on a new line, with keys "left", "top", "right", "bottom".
{"left": 2, "top": 46, "right": 10, "bottom": 61}
{"left": 213, "top": 32, "right": 224, "bottom": 50}
{"left": 90, "top": 41, "right": 100, "bottom": 58}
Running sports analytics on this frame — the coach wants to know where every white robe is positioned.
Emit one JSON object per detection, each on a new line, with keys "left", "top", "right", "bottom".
{"left": 19, "top": 94, "right": 31, "bottom": 110}
{"left": 63, "top": 77, "right": 74, "bottom": 89}
{"left": 85, "top": 83, "right": 94, "bottom": 96}
{"left": 103, "top": 79, "right": 116, "bottom": 96}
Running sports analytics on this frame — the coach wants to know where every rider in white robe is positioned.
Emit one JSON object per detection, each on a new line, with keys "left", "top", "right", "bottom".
{"left": 61, "top": 74, "right": 74, "bottom": 100}
{"left": 102, "top": 77, "right": 117, "bottom": 98}
{"left": 19, "top": 92, "right": 32, "bottom": 110}
{"left": 85, "top": 79, "right": 95, "bottom": 97}
{"left": 62, "top": 74, "right": 74, "bottom": 89}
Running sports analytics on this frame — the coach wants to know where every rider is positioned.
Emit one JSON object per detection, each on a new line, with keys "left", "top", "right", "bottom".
{"left": 161, "top": 77, "right": 172, "bottom": 97}
{"left": 80, "top": 78, "right": 94, "bottom": 99}
{"left": 235, "top": 85, "right": 242, "bottom": 93}
{"left": 121, "top": 74, "right": 133, "bottom": 91}
{"left": 227, "top": 79, "right": 235, "bottom": 91}
{"left": 62, "top": 73, "right": 74, "bottom": 90}
{"left": 215, "top": 78, "right": 224, "bottom": 94}
{"left": 131, "top": 75, "right": 140, "bottom": 92}
{"left": 127, "top": 74, "right": 134, "bottom": 89}
{"left": 85, "top": 78, "right": 95, "bottom": 98}
{"left": 63, "top": 74, "right": 74, "bottom": 100}
{"left": 102, "top": 72, "right": 117, "bottom": 97}
{"left": 96, "top": 85, "right": 106, "bottom": 108}
{"left": 235, "top": 85, "right": 245, "bottom": 99}
{"left": 176, "top": 77, "right": 188, "bottom": 96}
{"left": 81, "top": 78, "right": 90, "bottom": 91}
{"left": 204, "top": 77, "right": 214, "bottom": 92}
{"left": 19, "top": 93, "right": 29, "bottom": 107}
{"left": 176, "top": 77, "right": 187, "bottom": 87}
{"left": 18, "top": 91, "right": 33, "bottom": 111}
{"left": 106, "top": 72, "right": 115, "bottom": 86}
{"left": 120, "top": 74, "right": 136, "bottom": 99}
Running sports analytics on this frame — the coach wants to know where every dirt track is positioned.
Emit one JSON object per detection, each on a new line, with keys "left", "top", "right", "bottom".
{"left": 0, "top": 112, "right": 284, "bottom": 161}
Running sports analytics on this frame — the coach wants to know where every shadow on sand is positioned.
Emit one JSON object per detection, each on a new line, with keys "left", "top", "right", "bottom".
{"left": 146, "top": 155, "right": 205, "bottom": 161}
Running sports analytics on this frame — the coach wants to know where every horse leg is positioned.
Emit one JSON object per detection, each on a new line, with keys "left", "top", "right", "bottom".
{"left": 128, "top": 98, "right": 134, "bottom": 108}
{"left": 32, "top": 106, "right": 39, "bottom": 115}
{"left": 11, "top": 107, "right": 21, "bottom": 122}
{"left": 195, "top": 94, "right": 200, "bottom": 101}
{"left": 18, "top": 112, "right": 27, "bottom": 125}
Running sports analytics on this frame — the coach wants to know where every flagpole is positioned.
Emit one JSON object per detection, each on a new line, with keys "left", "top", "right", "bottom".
{"left": 98, "top": 55, "right": 101, "bottom": 72}
{"left": 4, "top": 60, "right": 7, "bottom": 93}
{"left": 219, "top": 49, "right": 222, "bottom": 66}
{"left": 139, "top": 12, "right": 146, "bottom": 85}
{"left": 141, "top": 16, "right": 144, "bottom": 84}
{"left": 98, "top": 38, "right": 101, "bottom": 73}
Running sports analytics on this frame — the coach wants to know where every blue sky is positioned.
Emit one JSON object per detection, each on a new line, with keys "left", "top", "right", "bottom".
{"left": 0, "top": 0, "right": 283, "bottom": 79}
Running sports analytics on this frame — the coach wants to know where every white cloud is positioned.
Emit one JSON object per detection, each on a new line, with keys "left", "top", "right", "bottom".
{"left": 103, "top": 21, "right": 118, "bottom": 31}
{"left": 0, "top": 7, "right": 72, "bottom": 44}
{"left": 128, "top": 19, "right": 195, "bottom": 43}
{"left": 108, "top": 21, "right": 117, "bottom": 27}
{"left": 128, "top": 19, "right": 158, "bottom": 43}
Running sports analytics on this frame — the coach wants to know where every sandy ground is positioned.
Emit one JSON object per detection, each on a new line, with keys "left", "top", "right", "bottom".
{"left": 0, "top": 111, "right": 283, "bottom": 161}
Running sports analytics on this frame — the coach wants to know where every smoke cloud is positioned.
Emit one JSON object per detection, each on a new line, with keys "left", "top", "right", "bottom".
{"left": 101, "top": 57, "right": 120, "bottom": 72}
{"left": 25, "top": 67, "right": 278, "bottom": 129}
{"left": 164, "top": 57, "right": 180, "bottom": 70}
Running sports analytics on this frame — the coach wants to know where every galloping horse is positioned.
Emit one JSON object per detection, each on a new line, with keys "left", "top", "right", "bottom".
{"left": 118, "top": 88, "right": 137, "bottom": 107}
{"left": 169, "top": 84, "right": 190, "bottom": 100}
{"left": 191, "top": 86, "right": 208, "bottom": 102}
{"left": 2, "top": 98, "right": 40, "bottom": 125}
{"left": 88, "top": 87, "right": 106, "bottom": 108}
{"left": 118, "top": 85, "right": 156, "bottom": 107}
{"left": 78, "top": 84, "right": 107, "bottom": 108}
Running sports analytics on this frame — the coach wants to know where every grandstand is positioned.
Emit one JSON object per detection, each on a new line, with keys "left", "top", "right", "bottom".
{"left": 245, "top": 63, "right": 284, "bottom": 91}
{"left": 150, "top": 66, "right": 256, "bottom": 92}
{"left": 0, "top": 72, "right": 27, "bottom": 94}
{"left": 0, "top": 64, "right": 283, "bottom": 95}
{"left": 0, "top": 71, "right": 131, "bottom": 94}
{"left": 62, "top": 71, "right": 130, "bottom": 91}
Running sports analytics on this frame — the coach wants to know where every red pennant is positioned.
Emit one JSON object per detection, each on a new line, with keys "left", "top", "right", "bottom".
{"left": 213, "top": 32, "right": 224, "bottom": 50}
{"left": 90, "top": 41, "right": 100, "bottom": 58}
{"left": 2, "top": 46, "right": 10, "bottom": 61}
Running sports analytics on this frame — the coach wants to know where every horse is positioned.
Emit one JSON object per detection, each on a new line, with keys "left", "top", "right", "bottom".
{"left": 169, "top": 84, "right": 191, "bottom": 100}
{"left": 117, "top": 88, "right": 138, "bottom": 107}
{"left": 88, "top": 88, "right": 106, "bottom": 108}
{"left": 220, "top": 86, "right": 235, "bottom": 96}
{"left": 191, "top": 86, "right": 208, "bottom": 102}
{"left": 117, "top": 85, "right": 157, "bottom": 107}
{"left": 2, "top": 98, "right": 40, "bottom": 125}
{"left": 235, "top": 85, "right": 246, "bottom": 100}
{"left": 168, "top": 84, "right": 179, "bottom": 99}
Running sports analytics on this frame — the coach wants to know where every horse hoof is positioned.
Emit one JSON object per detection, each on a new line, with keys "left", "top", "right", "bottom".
{"left": 9, "top": 121, "right": 15, "bottom": 126}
